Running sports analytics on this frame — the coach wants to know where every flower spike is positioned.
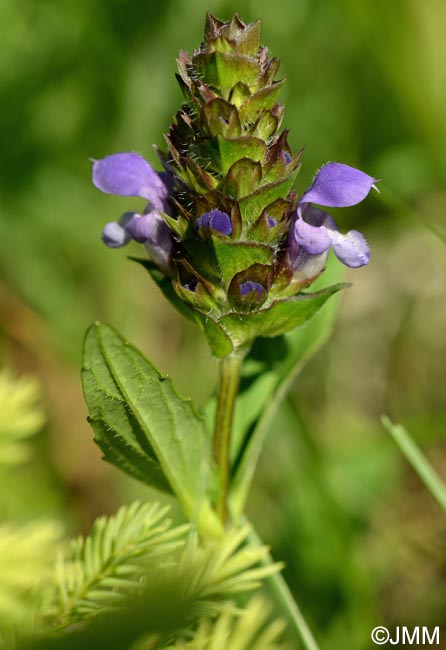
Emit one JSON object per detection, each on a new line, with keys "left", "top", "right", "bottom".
{"left": 92, "top": 14, "right": 377, "bottom": 355}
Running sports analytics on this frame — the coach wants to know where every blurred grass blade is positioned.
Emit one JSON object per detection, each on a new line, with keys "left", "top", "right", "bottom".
{"left": 378, "top": 184, "right": 446, "bottom": 246}
{"left": 382, "top": 416, "right": 446, "bottom": 511}
{"left": 247, "top": 523, "right": 321, "bottom": 650}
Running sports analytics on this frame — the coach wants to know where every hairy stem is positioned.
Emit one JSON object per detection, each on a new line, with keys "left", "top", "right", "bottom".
{"left": 213, "top": 352, "right": 243, "bottom": 522}
{"left": 247, "top": 524, "right": 321, "bottom": 650}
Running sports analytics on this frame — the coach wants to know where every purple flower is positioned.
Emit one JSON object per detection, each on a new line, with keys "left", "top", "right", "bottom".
{"left": 126, "top": 210, "right": 173, "bottom": 271}
{"left": 292, "top": 208, "right": 332, "bottom": 281}
{"left": 196, "top": 210, "right": 233, "bottom": 236}
{"left": 92, "top": 152, "right": 169, "bottom": 211}
{"left": 290, "top": 163, "right": 377, "bottom": 269}
{"left": 93, "top": 152, "right": 174, "bottom": 270}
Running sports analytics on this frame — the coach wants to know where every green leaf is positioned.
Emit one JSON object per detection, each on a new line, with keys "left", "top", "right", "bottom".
{"left": 82, "top": 323, "right": 221, "bottom": 533}
{"left": 189, "top": 276, "right": 344, "bottom": 359}
{"left": 82, "top": 326, "right": 172, "bottom": 493}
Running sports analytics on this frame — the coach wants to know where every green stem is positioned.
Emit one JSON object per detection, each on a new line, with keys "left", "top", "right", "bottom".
{"left": 247, "top": 524, "right": 321, "bottom": 650}
{"left": 212, "top": 352, "right": 320, "bottom": 647}
{"left": 213, "top": 352, "right": 243, "bottom": 522}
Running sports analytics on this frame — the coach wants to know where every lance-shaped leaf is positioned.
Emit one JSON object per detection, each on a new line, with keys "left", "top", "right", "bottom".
{"left": 82, "top": 323, "right": 221, "bottom": 534}
{"left": 82, "top": 328, "right": 171, "bottom": 493}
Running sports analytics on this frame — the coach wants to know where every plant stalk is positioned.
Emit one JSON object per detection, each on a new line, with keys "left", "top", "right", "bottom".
{"left": 212, "top": 352, "right": 320, "bottom": 647}
{"left": 213, "top": 351, "right": 243, "bottom": 522}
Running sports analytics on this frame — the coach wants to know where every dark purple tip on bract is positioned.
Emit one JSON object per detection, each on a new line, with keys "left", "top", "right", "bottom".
{"left": 196, "top": 209, "right": 232, "bottom": 236}
{"left": 240, "top": 281, "right": 264, "bottom": 298}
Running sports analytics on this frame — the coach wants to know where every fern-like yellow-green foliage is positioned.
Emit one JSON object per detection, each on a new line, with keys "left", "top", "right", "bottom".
{"left": 0, "top": 520, "right": 61, "bottom": 628}
{"left": 0, "top": 369, "right": 61, "bottom": 645}
{"left": 51, "top": 503, "right": 282, "bottom": 632}
{"left": 176, "top": 525, "right": 283, "bottom": 620}
{"left": 0, "top": 369, "right": 45, "bottom": 466}
{"left": 166, "top": 597, "right": 289, "bottom": 650}
{"left": 53, "top": 501, "right": 190, "bottom": 627}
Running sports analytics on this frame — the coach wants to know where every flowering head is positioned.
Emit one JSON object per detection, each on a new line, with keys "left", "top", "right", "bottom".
{"left": 92, "top": 14, "right": 377, "bottom": 357}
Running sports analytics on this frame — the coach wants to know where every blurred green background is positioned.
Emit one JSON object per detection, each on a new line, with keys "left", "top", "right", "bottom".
{"left": 0, "top": 0, "right": 444, "bottom": 648}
